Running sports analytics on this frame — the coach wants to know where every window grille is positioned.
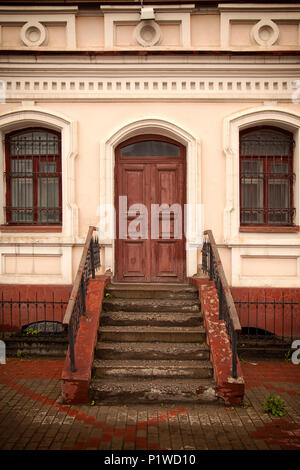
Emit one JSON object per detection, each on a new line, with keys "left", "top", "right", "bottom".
{"left": 5, "top": 128, "right": 62, "bottom": 225}
{"left": 240, "top": 127, "right": 295, "bottom": 226}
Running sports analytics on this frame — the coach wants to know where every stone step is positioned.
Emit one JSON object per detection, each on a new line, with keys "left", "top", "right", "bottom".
{"left": 102, "top": 298, "right": 201, "bottom": 313}
{"left": 4, "top": 335, "right": 68, "bottom": 358}
{"left": 95, "top": 341, "right": 210, "bottom": 361}
{"left": 100, "top": 311, "right": 203, "bottom": 327}
{"left": 89, "top": 377, "right": 217, "bottom": 404}
{"left": 106, "top": 283, "right": 198, "bottom": 300}
{"left": 89, "top": 282, "right": 215, "bottom": 405}
{"left": 92, "top": 359, "right": 214, "bottom": 379}
{"left": 98, "top": 326, "right": 206, "bottom": 343}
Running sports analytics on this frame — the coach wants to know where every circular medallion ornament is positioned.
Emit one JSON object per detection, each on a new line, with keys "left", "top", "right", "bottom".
{"left": 20, "top": 21, "right": 47, "bottom": 47}
{"left": 134, "top": 20, "right": 162, "bottom": 47}
{"left": 251, "top": 19, "right": 279, "bottom": 47}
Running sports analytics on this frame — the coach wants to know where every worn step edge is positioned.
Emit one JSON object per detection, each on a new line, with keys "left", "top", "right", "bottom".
{"left": 98, "top": 326, "right": 206, "bottom": 343}
{"left": 100, "top": 311, "right": 203, "bottom": 326}
{"left": 92, "top": 359, "right": 214, "bottom": 378}
{"left": 102, "top": 299, "right": 201, "bottom": 313}
{"left": 95, "top": 342, "right": 210, "bottom": 360}
{"left": 103, "top": 299, "right": 200, "bottom": 306}
{"left": 107, "top": 283, "right": 194, "bottom": 290}
{"left": 106, "top": 290, "right": 198, "bottom": 300}
{"left": 93, "top": 359, "right": 212, "bottom": 367}
{"left": 95, "top": 341, "right": 210, "bottom": 351}
{"left": 99, "top": 326, "right": 205, "bottom": 333}
{"left": 89, "top": 377, "right": 217, "bottom": 404}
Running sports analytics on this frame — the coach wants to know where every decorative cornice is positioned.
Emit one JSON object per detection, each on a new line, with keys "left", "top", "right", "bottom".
{"left": 1, "top": 72, "right": 300, "bottom": 102}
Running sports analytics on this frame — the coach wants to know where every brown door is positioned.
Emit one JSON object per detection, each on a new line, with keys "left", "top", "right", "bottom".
{"left": 115, "top": 135, "right": 186, "bottom": 283}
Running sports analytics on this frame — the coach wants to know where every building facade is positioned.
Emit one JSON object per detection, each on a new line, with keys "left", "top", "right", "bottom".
{"left": 0, "top": 1, "right": 300, "bottom": 332}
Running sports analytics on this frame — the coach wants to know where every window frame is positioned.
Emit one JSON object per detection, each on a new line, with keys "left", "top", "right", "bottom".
{"left": 4, "top": 127, "right": 62, "bottom": 226}
{"left": 239, "top": 125, "right": 295, "bottom": 228}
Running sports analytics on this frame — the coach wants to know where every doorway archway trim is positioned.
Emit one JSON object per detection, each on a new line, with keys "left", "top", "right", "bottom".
{"left": 99, "top": 117, "right": 202, "bottom": 278}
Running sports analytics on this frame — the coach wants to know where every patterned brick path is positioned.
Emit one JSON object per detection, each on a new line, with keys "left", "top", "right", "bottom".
{"left": 0, "top": 357, "right": 299, "bottom": 450}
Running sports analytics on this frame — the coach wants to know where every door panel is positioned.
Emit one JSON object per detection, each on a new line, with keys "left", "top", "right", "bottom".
{"left": 116, "top": 163, "right": 150, "bottom": 281}
{"left": 122, "top": 241, "right": 147, "bottom": 279}
{"left": 150, "top": 162, "right": 185, "bottom": 282}
{"left": 155, "top": 166, "right": 178, "bottom": 205}
{"left": 153, "top": 240, "right": 178, "bottom": 278}
{"left": 123, "top": 166, "right": 147, "bottom": 207}
{"left": 115, "top": 137, "right": 185, "bottom": 283}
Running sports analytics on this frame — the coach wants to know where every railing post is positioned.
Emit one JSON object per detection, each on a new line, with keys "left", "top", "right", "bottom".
{"left": 80, "top": 277, "right": 86, "bottom": 317}
{"left": 68, "top": 321, "right": 76, "bottom": 372}
{"left": 201, "top": 240, "right": 205, "bottom": 272}
{"left": 232, "top": 328, "right": 238, "bottom": 379}
{"left": 209, "top": 243, "right": 213, "bottom": 280}
{"left": 219, "top": 282, "right": 224, "bottom": 321}
{"left": 1, "top": 292, "right": 3, "bottom": 340}
{"left": 90, "top": 238, "right": 95, "bottom": 279}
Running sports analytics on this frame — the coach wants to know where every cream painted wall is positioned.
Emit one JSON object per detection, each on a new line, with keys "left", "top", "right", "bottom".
{"left": 1, "top": 5, "right": 300, "bottom": 51}
{"left": 38, "top": 100, "right": 253, "bottom": 237}
{"left": 76, "top": 16, "right": 104, "bottom": 48}
{"left": 1, "top": 4, "right": 300, "bottom": 286}
{"left": 1, "top": 97, "right": 300, "bottom": 285}
{"left": 31, "top": 100, "right": 299, "bottom": 284}
{"left": 191, "top": 14, "right": 220, "bottom": 47}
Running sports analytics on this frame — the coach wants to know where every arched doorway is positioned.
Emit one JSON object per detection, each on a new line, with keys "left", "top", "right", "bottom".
{"left": 114, "top": 134, "right": 186, "bottom": 282}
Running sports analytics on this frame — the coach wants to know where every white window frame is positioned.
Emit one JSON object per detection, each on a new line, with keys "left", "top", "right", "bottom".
{"left": 0, "top": 107, "right": 78, "bottom": 284}
{"left": 223, "top": 106, "right": 300, "bottom": 244}
{"left": 0, "top": 106, "right": 78, "bottom": 239}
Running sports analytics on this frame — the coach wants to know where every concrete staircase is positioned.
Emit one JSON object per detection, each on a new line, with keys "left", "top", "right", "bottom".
{"left": 89, "top": 283, "right": 217, "bottom": 404}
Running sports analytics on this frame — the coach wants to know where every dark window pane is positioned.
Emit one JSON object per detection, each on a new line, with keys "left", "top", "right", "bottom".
{"left": 240, "top": 129, "right": 292, "bottom": 157}
{"left": 120, "top": 140, "right": 180, "bottom": 157}
{"left": 270, "top": 162, "right": 288, "bottom": 174}
{"left": 241, "top": 159, "right": 264, "bottom": 223}
{"left": 10, "top": 131, "right": 59, "bottom": 155}
{"left": 268, "top": 179, "right": 290, "bottom": 224}
{"left": 38, "top": 177, "right": 60, "bottom": 223}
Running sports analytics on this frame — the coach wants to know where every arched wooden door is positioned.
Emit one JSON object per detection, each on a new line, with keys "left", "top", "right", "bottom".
{"left": 115, "top": 135, "right": 186, "bottom": 283}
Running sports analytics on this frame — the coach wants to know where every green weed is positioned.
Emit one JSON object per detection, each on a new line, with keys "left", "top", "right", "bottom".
{"left": 263, "top": 394, "right": 286, "bottom": 417}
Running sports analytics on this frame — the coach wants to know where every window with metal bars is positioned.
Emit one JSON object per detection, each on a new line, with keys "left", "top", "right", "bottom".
{"left": 240, "top": 126, "right": 295, "bottom": 226}
{"left": 5, "top": 128, "right": 62, "bottom": 225}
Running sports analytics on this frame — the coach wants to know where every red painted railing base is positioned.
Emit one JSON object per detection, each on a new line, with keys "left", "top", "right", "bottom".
{"left": 191, "top": 276, "right": 245, "bottom": 406}
{"left": 61, "top": 276, "right": 110, "bottom": 404}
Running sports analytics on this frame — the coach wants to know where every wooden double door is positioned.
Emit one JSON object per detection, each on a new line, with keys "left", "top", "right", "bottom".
{"left": 115, "top": 135, "right": 186, "bottom": 283}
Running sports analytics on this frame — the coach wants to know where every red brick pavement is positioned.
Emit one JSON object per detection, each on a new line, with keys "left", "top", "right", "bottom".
{"left": 0, "top": 357, "right": 299, "bottom": 450}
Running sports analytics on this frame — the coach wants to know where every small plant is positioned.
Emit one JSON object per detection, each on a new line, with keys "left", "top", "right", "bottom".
{"left": 263, "top": 394, "right": 286, "bottom": 417}
{"left": 104, "top": 288, "right": 111, "bottom": 298}
{"left": 240, "top": 401, "right": 249, "bottom": 408}
{"left": 284, "top": 349, "right": 292, "bottom": 363}
{"left": 25, "top": 328, "right": 42, "bottom": 336}
{"left": 16, "top": 350, "right": 22, "bottom": 358}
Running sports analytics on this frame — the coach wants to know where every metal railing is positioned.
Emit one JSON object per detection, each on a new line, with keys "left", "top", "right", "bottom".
{"left": 0, "top": 293, "right": 68, "bottom": 337}
{"left": 63, "top": 226, "right": 101, "bottom": 372}
{"left": 202, "top": 230, "right": 242, "bottom": 378}
{"left": 235, "top": 294, "right": 300, "bottom": 346}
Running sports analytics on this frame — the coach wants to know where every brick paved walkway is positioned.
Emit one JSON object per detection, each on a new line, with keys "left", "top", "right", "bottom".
{"left": 0, "top": 357, "right": 299, "bottom": 451}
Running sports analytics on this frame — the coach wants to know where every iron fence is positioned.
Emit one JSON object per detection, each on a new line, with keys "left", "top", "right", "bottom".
{"left": 235, "top": 294, "right": 300, "bottom": 347}
{"left": 0, "top": 292, "right": 68, "bottom": 338}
